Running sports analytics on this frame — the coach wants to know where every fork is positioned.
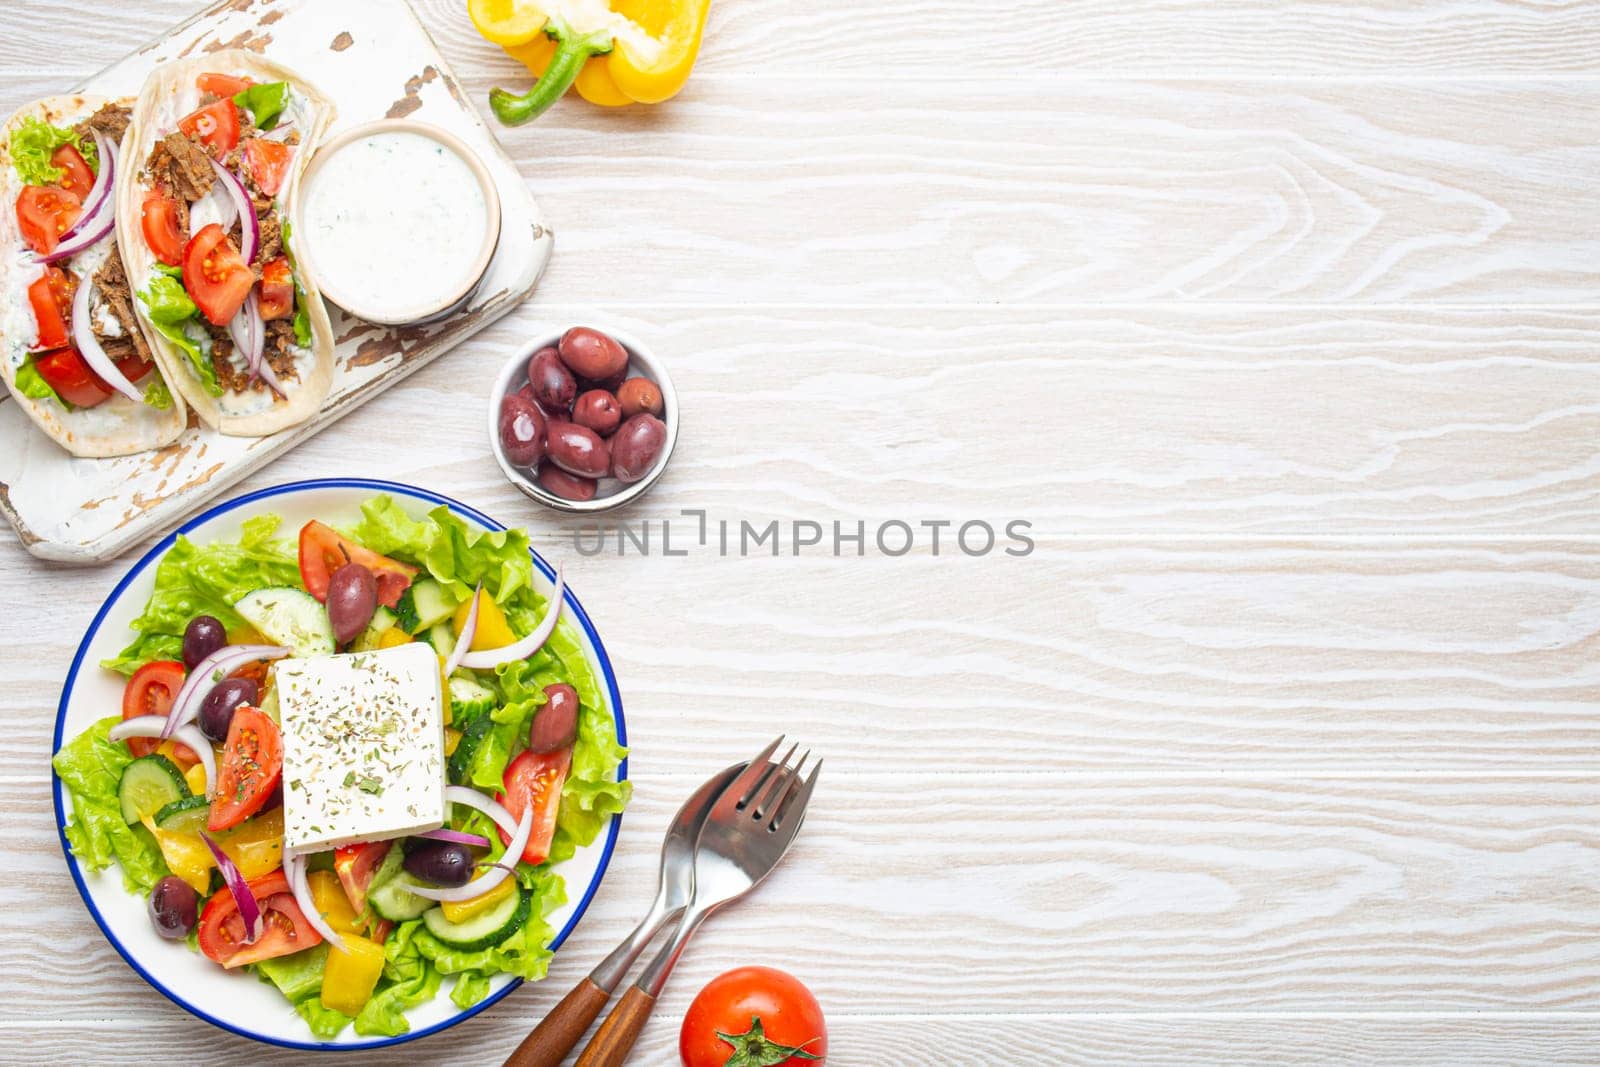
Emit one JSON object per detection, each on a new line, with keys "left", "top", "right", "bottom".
{"left": 573, "top": 738, "right": 821, "bottom": 1067}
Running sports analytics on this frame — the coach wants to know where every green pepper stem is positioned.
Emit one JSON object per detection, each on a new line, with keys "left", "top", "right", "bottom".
{"left": 490, "top": 19, "right": 614, "bottom": 127}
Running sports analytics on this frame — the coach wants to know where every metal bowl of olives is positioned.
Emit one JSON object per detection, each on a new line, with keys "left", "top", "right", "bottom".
{"left": 488, "top": 325, "right": 680, "bottom": 514}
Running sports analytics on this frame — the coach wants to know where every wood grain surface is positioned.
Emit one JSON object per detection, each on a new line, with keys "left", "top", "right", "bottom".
{"left": 3, "top": 0, "right": 1598, "bottom": 1063}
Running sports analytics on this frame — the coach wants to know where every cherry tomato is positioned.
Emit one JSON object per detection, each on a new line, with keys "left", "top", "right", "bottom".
{"left": 680, "top": 967, "right": 828, "bottom": 1067}
{"left": 297, "top": 521, "right": 418, "bottom": 609}
{"left": 15, "top": 184, "right": 81, "bottom": 256}
{"left": 197, "top": 869, "right": 321, "bottom": 968}
{"left": 257, "top": 256, "right": 294, "bottom": 320}
{"left": 196, "top": 72, "right": 253, "bottom": 98}
{"left": 120, "top": 660, "right": 186, "bottom": 759}
{"left": 141, "top": 186, "right": 186, "bottom": 267}
{"left": 178, "top": 98, "right": 240, "bottom": 154}
{"left": 208, "top": 705, "right": 282, "bottom": 832}
{"left": 496, "top": 749, "right": 570, "bottom": 866}
{"left": 183, "top": 222, "right": 255, "bottom": 326}
{"left": 50, "top": 145, "right": 95, "bottom": 199}
{"left": 243, "top": 138, "right": 292, "bottom": 198}
{"left": 333, "top": 841, "right": 392, "bottom": 914}
{"left": 27, "top": 266, "right": 76, "bottom": 351}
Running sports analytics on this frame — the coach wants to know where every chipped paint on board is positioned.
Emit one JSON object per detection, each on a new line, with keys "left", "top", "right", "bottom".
{"left": 387, "top": 65, "right": 439, "bottom": 119}
{"left": 331, "top": 31, "right": 354, "bottom": 52}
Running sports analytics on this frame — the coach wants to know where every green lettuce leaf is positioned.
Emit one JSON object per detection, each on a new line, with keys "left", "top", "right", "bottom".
{"left": 143, "top": 376, "right": 173, "bottom": 410}
{"left": 295, "top": 997, "right": 353, "bottom": 1040}
{"left": 450, "top": 969, "right": 491, "bottom": 1009}
{"left": 353, "top": 920, "right": 443, "bottom": 1037}
{"left": 256, "top": 944, "right": 329, "bottom": 1002}
{"left": 137, "top": 276, "right": 223, "bottom": 398}
{"left": 12, "top": 357, "right": 63, "bottom": 403}
{"left": 410, "top": 867, "right": 567, "bottom": 986}
{"left": 101, "top": 514, "right": 299, "bottom": 675}
{"left": 280, "top": 220, "right": 312, "bottom": 346}
{"left": 52, "top": 716, "right": 170, "bottom": 894}
{"left": 10, "top": 116, "right": 96, "bottom": 186}
{"left": 234, "top": 81, "right": 290, "bottom": 131}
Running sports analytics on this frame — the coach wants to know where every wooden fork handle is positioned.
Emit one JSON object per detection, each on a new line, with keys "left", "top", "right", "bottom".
{"left": 502, "top": 977, "right": 611, "bottom": 1067}
{"left": 573, "top": 985, "right": 658, "bottom": 1067}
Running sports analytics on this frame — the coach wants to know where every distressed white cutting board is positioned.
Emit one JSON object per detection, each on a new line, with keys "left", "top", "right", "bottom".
{"left": 0, "top": 0, "right": 552, "bottom": 563}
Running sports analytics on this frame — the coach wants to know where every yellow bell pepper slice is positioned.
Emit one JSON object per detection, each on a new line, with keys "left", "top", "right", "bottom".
{"left": 218, "top": 807, "right": 284, "bottom": 880}
{"left": 605, "top": 0, "right": 709, "bottom": 104}
{"left": 439, "top": 654, "right": 453, "bottom": 727}
{"left": 183, "top": 761, "right": 208, "bottom": 796}
{"left": 453, "top": 589, "right": 518, "bottom": 651}
{"left": 377, "top": 626, "right": 414, "bottom": 649}
{"left": 321, "top": 935, "right": 386, "bottom": 1016}
{"left": 141, "top": 816, "right": 213, "bottom": 894}
{"left": 440, "top": 869, "right": 518, "bottom": 924}
{"left": 308, "top": 869, "right": 365, "bottom": 935}
{"left": 445, "top": 726, "right": 462, "bottom": 757}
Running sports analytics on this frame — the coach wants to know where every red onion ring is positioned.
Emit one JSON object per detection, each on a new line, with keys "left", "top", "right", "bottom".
{"left": 69, "top": 276, "right": 144, "bottom": 403}
{"left": 209, "top": 159, "right": 258, "bottom": 263}
{"left": 200, "top": 832, "right": 264, "bottom": 943}
{"left": 459, "top": 565, "right": 565, "bottom": 670}
{"left": 443, "top": 583, "right": 480, "bottom": 677}
{"left": 55, "top": 131, "right": 115, "bottom": 245}
{"left": 226, "top": 292, "right": 263, "bottom": 378}
{"left": 108, "top": 716, "right": 216, "bottom": 797}
{"left": 406, "top": 803, "right": 531, "bottom": 902}
{"left": 160, "top": 643, "right": 290, "bottom": 739}
{"left": 31, "top": 140, "right": 116, "bottom": 265}
{"left": 285, "top": 852, "right": 345, "bottom": 952}
{"left": 415, "top": 827, "right": 491, "bottom": 848}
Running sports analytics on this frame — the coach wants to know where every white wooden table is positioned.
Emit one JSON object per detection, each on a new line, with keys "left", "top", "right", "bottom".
{"left": 4, "top": 1, "right": 1600, "bottom": 1063}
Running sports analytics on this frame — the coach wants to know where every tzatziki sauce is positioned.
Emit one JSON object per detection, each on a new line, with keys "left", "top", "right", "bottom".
{"left": 299, "top": 131, "right": 490, "bottom": 322}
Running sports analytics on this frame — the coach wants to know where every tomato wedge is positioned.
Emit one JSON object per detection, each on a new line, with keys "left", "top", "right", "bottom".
{"left": 243, "top": 138, "right": 292, "bottom": 198}
{"left": 27, "top": 267, "right": 76, "bottom": 351}
{"left": 178, "top": 98, "right": 240, "bottom": 154}
{"left": 334, "top": 841, "right": 393, "bottom": 914}
{"left": 209, "top": 705, "right": 282, "bottom": 832}
{"left": 197, "top": 72, "right": 253, "bottom": 98}
{"left": 197, "top": 869, "right": 322, "bottom": 968}
{"left": 34, "top": 347, "right": 110, "bottom": 407}
{"left": 297, "top": 521, "right": 418, "bottom": 609}
{"left": 141, "top": 187, "right": 186, "bottom": 267}
{"left": 50, "top": 145, "right": 95, "bottom": 199}
{"left": 183, "top": 222, "right": 255, "bottom": 326}
{"left": 15, "top": 184, "right": 81, "bottom": 256}
{"left": 497, "top": 748, "right": 570, "bottom": 867}
{"left": 257, "top": 256, "right": 294, "bottom": 320}
{"left": 120, "top": 660, "right": 186, "bottom": 759}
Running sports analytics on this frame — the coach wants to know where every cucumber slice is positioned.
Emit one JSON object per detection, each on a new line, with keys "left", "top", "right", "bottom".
{"left": 153, "top": 794, "right": 210, "bottom": 833}
{"left": 448, "top": 676, "right": 497, "bottom": 721}
{"left": 408, "top": 579, "right": 461, "bottom": 633}
{"left": 351, "top": 606, "right": 398, "bottom": 652}
{"left": 367, "top": 845, "right": 434, "bottom": 921}
{"left": 448, "top": 714, "right": 496, "bottom": 785}
{"left": 119, "top": 755, "right": 189, "bottom": 825}
{"left": 423, "top": 620, "right": 455, "bottom": 654}
{"left": 421, "top": 883, "right": 528, "bottom": 951}
{"left": 234, "top": 587, "right": 335, "bottom": 657}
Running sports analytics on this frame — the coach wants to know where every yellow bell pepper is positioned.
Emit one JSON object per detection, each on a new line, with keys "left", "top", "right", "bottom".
{"left": 321, "top": 935, "right": 386, "bottom": 1016}
{"left": 440, "top": 869, "right": 518, "bottom": 923}
{"left": 471, "top": 0, "right": 712, "bottom": 125}
{"left": 445, "top": 726, "right": 463, "bottom": 757}
{"left": 453, "top": 588, "right": 519, "bottom": 650}
{"left": 439, "top": 653, "right": 453, "bottom": 726}
{"left": 183, "top": 761, "right": 208, "bottom": 796}
{"left": 142, "top": 816, "right": 213, "bottom": 894}
{"left": 308, "top": 870, "right": 365, "bottom": 935}
{"left": 377, "top": 626, "right": 414, "bottom": 649}
{"left": 218, "top": 807, "right": 284, "bottom": 880}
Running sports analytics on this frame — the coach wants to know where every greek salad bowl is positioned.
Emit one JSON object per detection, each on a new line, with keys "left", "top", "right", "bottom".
{"left": 50, "top": 478, "right": 628, "bottom": 1050}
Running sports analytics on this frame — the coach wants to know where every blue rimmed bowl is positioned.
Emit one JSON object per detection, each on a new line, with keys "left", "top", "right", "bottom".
{"left": 50, "top": 478, "right": 626, "bottom": 1050}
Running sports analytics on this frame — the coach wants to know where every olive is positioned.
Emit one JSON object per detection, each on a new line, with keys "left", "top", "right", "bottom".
{"left": 500, "top": 393, "right": 548, "bottom": 467}
{"left": 527, "top": 347, "right": 575, "bottom": 412}
{"left": 617, "top": 377, "right": 663, "bottom": 419}
{"left": 557, "top": 326, "right": 629, "bottom": 381}
{"left": 537, "top": 461, "right": 598, "bottom": 502}
{"left": 610, "top": 414, "right": 667, "bottom": 483}
{"left": 148, "top": 875, "right": 198, "bottom": 939}
{"left": 403, "top": 840, "right": 474, "bottom": 887}
{"left": 326, "top": 561, "right": 378, "bottom": 644}
{"left": 530, "top": 683, "right": 580, "bottom": 752}
{"left": 545, "top": 420, "right": 611, "bottom": 479}
{"left": 572, "top": 389, "right": 621, "bottom": 436}
{"left": 198, "top": 676, "right": 259, "bottom": 742}
{"left": 577, "top": 370, "right": 627, "bottom": 396}
{"left": 182, "top": 615, "right": 227, "bottom": 670}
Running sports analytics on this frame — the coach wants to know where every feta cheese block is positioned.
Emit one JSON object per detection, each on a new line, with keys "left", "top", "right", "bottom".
{"left": 277, "top": 642, "right": 447, "bottom": 851}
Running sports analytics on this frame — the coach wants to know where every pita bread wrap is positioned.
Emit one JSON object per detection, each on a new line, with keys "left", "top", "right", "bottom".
{"left": 116, "top": 51, "right": 336, "bottom": 436}
{"left": 0, "top": 93, "right": 187, "bottom": 457}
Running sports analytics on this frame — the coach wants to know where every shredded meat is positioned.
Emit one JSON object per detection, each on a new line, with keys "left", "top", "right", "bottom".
{"left": 264, "top": 319, "right": 300, "bottom": 383}
{"left": 207, "top": 318, "right": 300, "bottom": 395}
{"left": 254, "top": 213, "right": 282, "bottom": 265}
{"left": 208, "top": 330, "right": 247, "bottom": 392}
{"left": 90, "top": 241, "right": 152, "bottom": 366}
{"left": 74, "top": 102, "right": 132, "bottom": 144}
{"left": 147, "top": 132, "right": 215, "bottom": 204}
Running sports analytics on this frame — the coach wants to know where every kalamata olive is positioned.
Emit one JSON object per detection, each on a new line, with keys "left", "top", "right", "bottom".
{"left": 527, "top": 347, "right": 575, "bottom": 412}
{"left": 500, "top": 393, "right": 548, "bottom": 467}
{"left": 403, "top": 840, "right": 474, "bottom": 887}
{"left": 537, "top": 462, "right": 598, "bottom": 501}
{"left": 557, "top": 326, "right": 629, "bottom": 381}
{"left": 577, "top": 370, "right": 627, "bottom": 396}
{"left": 182, "top": 615, "right": 227, "bottom": 670}
{"left": 572, "top": 389, "right": 621, "bottom": 436}
{"left": 545, "top": 420, "right": 611, "bottom": 478}
{"left": 617, "top": 377, "right": 664, "bottom": 419}
{"left": 148, "top": 875, "right": 199, "bottom": 939}
{"left": 198, "top": 676, "right": 259, "bottom": 742}
{"left": 530, "top": 683, "right": 580, "bottom": 752}
{"left": 610, "top": 414, "right": 667, "bottom": 482}
{"left": 326, "top": 561, "right": 378, "bottom": 644}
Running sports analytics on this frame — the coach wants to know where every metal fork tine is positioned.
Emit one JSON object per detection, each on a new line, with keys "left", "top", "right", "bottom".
{"left": 757, "top": 749, "right": 809, "bottom": 825}
{"left": 722, "top": 736, "right": 784, "bottom": 811}
{"left": 736, "top": 740, "right": 792, "bottom": 811}
{"left": 770, "top": 759, "right": 821, "bottom": 834}
{"left": 750, "top": 745, "right": 801, "bottom": 819}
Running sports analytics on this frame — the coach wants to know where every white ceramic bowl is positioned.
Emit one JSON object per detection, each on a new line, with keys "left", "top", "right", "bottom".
{"left": 488, "top": 327, "right": 680, "bottom": 514}
{"left": 51, "top": 478, "right": 626, "bottom": 1051}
